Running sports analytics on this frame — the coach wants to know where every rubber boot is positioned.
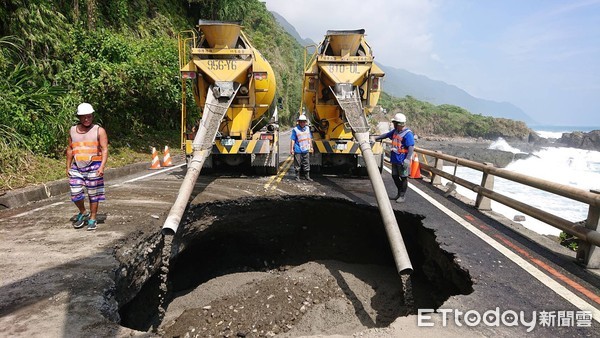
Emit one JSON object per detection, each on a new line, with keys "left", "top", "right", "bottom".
{"left": 389, "top": 192, "right": 401, "bottom": 200}
{"left": 305, "top": 172, "right": 313, "bottom": 182}
{"left": 295, "top": 172, "right": 301, "bottom": 181}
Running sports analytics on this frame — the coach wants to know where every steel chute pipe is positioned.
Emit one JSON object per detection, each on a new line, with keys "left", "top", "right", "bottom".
{"left": 355, "top": 132, "right": 413, "bottom": 275}
{"left": 161, "top": 147, "right": 209, "bottom": 236}
{"left": 162, "top": 82, "right": 238, "bottom": 235}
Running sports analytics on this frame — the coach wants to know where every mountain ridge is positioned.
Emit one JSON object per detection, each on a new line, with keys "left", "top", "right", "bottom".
{"left": 270, "top": 11, "right": 315, "bottom": 46}
{"left": 380, "top": 65, "right": 536, "bottom": 124}
{"left": 270, "top": 10, "right": 535, "bottom": 124}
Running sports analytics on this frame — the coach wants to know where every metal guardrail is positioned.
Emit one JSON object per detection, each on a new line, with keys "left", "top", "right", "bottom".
{"left": 380, "top": 140, "right": 600, "bottom": 268}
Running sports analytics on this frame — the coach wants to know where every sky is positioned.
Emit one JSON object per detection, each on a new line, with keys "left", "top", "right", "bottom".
{"left": 264, "top": 0, "right": 600, "bottom": 127}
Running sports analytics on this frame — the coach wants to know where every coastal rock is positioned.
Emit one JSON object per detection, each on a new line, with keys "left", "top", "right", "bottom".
{"left": 416, "top": 137, "right": 531, "bottom": 168}
{"left": 557, "top": 130, "right": 600, "bottom": 151}
{"left": 513, "top": 215, "right": 526, "bottom": 222}
{"left": 528, "top": 131, "right": 552, "bottom": 145}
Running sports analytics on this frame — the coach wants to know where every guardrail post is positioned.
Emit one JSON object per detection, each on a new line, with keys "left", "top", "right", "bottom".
{"left": 476, "top": 162, "right": 494, "bottom": 211}
{"left": 577, "top": 189, "right": 600, "bottom": 269}
{"left": 431, "top": 151, "right": 444, "bottom": 186}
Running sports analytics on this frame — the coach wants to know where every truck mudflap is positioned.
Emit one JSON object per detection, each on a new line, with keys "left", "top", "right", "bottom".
{"left": 209, "top": 135, "right": 279, "bottom": 175}
{"left": 212, "top": 139, "right": 273, "bottom": 154}
{"left": 312, "top": 140, "right": 383, "bottom": 155}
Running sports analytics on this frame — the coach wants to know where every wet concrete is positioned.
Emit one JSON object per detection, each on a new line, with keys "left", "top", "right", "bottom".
{"left": 115, "top": 196, "right": 473, "bottom": 334}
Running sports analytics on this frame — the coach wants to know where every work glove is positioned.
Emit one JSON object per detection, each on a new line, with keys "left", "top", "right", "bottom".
{"left": 403, "top": 159, "right": 411, "bottom": 167}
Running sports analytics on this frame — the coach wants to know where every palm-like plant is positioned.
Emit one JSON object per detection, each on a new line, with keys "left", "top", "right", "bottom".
{"left": 0, "top": 35, "right": 69, "bottom": 156}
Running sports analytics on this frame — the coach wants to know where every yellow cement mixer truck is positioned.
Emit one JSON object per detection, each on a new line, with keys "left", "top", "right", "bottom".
{"left": 165, "top": 26, "right": 413, "bottom": 278}
{"left": 302, "top": 29, "right": 385, "bottom": 175}
{"left": 178, "top": 20, "right": 278, "bottom": 175}
{"left": 297, "top": 29, "right": 412, "bottom": 276}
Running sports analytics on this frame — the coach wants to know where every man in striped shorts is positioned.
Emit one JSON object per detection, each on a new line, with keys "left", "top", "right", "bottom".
{"left": 66, "top": 103, "right": 108, "bottom": 230}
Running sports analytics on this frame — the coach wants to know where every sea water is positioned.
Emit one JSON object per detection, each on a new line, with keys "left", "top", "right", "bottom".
{"left": 440, "top": 128, "right": 600, "bottom": 237}
{"left": 530, "top": 125, "right": 599, "bottom": 140}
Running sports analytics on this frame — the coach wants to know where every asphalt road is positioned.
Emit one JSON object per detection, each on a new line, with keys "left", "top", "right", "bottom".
{"left": 0, "top": 138, "right": 599, "bottom": 336}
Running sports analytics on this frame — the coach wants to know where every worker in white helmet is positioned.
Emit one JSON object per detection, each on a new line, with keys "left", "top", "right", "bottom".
{"left": 374, "top": 113, "right": 414, "bottom": 203}
{"left": 66, "top": 103, "right": 109, "bottom": 230}
{"left": 290, "top": 114, "right": 314, "bottom": 181}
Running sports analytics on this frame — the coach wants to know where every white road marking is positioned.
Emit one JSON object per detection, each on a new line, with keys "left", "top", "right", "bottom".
{"left": 7, "top": 164, "right": 186, "bottom": 218}
{"left": 107, "top": 199, "right": 173, "bottom": 205}
{"left": 10, "top": 202, "right": 64, "bottom": 218}
{"left": 112, "top": 163, "right": 186, "bottom": 186}
{"left": 383, "top": 166, "right": 600, "bottom": 322}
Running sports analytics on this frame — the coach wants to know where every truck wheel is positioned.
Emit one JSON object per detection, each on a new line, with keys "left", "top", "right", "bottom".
{"left": 310, "top": 165, "right": 321, "bottom": 175}
{"left": 255, "top": 166, "right": 267, "bottom": 176}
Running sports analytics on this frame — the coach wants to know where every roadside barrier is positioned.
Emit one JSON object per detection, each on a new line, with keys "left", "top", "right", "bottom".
{"left": 416, "top": 146, "right": 600, "bottom": 268}
{"left": 150, "top": 147, "right": 161, "bottom": 169}
{"left": 162, "top": 146, "right": 173, "bottom": 167}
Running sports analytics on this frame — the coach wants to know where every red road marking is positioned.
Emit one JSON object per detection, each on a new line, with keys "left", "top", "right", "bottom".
{"left": 464, "top": 214, "right": 491, "bottom": 231}
{"left": 492, "top": 234, "right": 600, "bottom": 305}
{"left": 462, "top": 213, "right": 600, "bottom": 305}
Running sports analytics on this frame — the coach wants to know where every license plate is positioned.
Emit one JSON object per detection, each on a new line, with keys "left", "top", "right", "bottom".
{"left": 221, "top": 138, "right": 235, "bottom": 146}
{"left": 334, "top": 143, "right": 347, "bottom": 150}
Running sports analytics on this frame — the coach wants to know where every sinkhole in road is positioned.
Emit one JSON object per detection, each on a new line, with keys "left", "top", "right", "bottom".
{"left": 116, "top": 196, "right": 473, "bottom": 335}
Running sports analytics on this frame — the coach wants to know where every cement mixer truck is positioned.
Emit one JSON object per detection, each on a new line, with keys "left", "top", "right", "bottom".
{"left": 302, "top": 29, "right": 385, "bottom": 175}
{"left": 178, "top": 21, "right": 279, "bottom": 175}
{"left": 300, "top": 29, "right": 413, "bottom": 276}
{"left": 162, "top": 21, "right": 279, "bottom": 234}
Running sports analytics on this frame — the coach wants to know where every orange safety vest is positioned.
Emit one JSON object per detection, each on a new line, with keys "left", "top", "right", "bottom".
{"left": 391, "top": 128, "right": 411, "bottom": 154}
{"left": 70, "top": 124, "right": 102, "bottom": 168}
{"left": 294, "top": 126, "right": 311, "bottom": 152}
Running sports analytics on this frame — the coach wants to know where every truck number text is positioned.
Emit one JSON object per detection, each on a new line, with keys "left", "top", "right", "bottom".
{"left": 207, "top": 60, "right": 237, "bottom": 71}
{"left": 327, "top": 64, "right": 359, "bottom": 74}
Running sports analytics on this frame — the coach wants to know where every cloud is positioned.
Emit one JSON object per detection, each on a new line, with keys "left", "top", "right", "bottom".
{"left": 266, "top": 0, "right": 600, "bottom": 125}
{"left": 265, "top": 0, "right": 438, "bottom": 71}
{"left": 499, "top": 0, "right": 600, "bottom": 62}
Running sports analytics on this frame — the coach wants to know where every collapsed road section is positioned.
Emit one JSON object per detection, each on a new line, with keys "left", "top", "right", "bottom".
{"left": 114, "top": 196, "right": 473, "bottom": 336}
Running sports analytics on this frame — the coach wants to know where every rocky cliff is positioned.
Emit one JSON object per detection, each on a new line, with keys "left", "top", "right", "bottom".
{"left": 557, "top": 130, "right": 600, "bottom": 151}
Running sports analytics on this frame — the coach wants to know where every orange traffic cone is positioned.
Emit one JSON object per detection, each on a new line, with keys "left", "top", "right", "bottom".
{"left": 162, "top": 145, "right": 173, "bottom": 167}
{"left": 150, "top": 146, "right": 161, "bottom": 169}
{"left": 409, "top": 153, "right": 422, "bottom": 179}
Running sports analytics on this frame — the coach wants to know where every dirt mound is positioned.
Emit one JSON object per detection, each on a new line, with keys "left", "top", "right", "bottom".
{"left": 161, "top": 261, "right": 407, "bottom": 337}
{"left": 117, "top": 196, "right": 473, "bottom": 337}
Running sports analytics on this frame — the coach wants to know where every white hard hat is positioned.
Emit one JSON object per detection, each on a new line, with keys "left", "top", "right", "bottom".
{"left": 297, "top": 115, "right": 308, "bottom": 121}
{"left": 392, "top": 113, "right": 406, "bottom": 124}
{"left": 77, "top": 102, "right": 95, "bottom": 116}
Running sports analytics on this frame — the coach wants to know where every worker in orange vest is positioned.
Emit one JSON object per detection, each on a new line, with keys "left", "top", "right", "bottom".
{"left": 374, "top": 113, "right": 414, "bottom": 203}
{"left": 66, "top": 103, "right": 109, "bottom": 230}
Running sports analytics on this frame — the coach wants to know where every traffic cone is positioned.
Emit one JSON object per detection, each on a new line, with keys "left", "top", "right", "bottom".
{"left": 150, "top": 147, "right": 161, "bottom": 169}
{"left": 162, "top": 145, "right": 173, "bottom": 167}
{"left": 409, "top": 153, "right": 422, "bottom": 179}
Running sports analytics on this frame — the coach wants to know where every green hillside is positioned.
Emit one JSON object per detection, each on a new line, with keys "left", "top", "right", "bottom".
{"left": 377, "top": 93, "right": 531, "bottom": 140}
{"left": 0, "top": 0, "right": 303, "bottom": 191}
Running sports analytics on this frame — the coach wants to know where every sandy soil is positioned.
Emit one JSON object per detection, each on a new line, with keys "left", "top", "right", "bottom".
{"left": 160, "top": 261, "right": 405, "bottom": 337}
